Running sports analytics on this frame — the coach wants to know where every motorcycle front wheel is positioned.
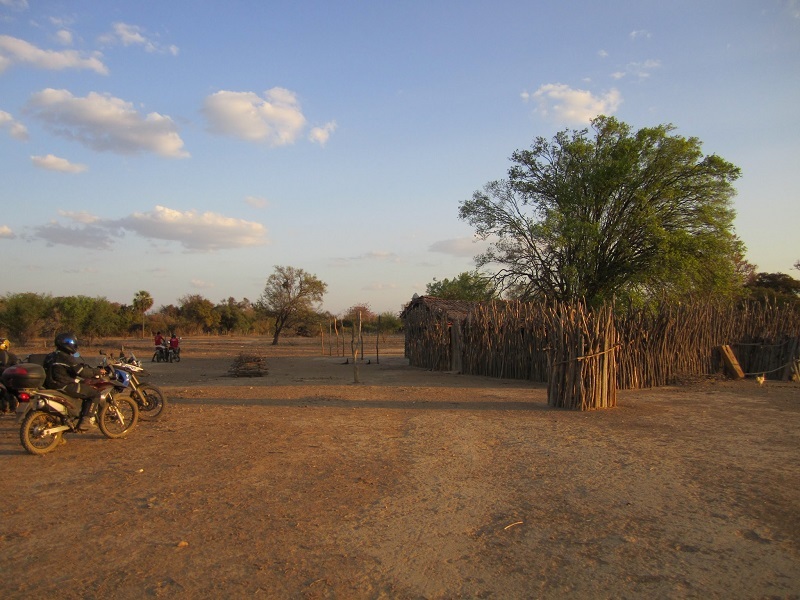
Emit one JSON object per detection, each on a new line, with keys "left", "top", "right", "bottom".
{"left": 133, "top": 384, "right": 167, "bottom": 421}
{"left": 98, "top": 395, "right": 138, "bottom": 439}
{"left": 20, "top": 410, "right": 63, "bottom": 455}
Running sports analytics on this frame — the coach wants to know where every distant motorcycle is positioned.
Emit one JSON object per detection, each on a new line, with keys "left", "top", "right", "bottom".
{"left": 152, "top": 344, "right": 169, "bottom": 363}
{"left": 3, "top": 363, "right": 139, "bottom": 455}
{"left": 101, "top": 351, "right": 167, "bottom": 420}
{"left": 168, "top": 345, "right": 181, "bottom": 363}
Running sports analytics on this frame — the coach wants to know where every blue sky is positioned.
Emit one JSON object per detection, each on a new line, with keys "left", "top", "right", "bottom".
{"left": 1, "top": 0, "right": 798, "bottom": 316}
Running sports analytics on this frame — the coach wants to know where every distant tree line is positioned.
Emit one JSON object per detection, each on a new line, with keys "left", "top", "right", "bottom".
{"left": 0, "top": 265, "right": 403, "bottom": 346}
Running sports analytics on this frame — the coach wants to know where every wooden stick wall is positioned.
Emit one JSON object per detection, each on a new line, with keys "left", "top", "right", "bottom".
{"left": 405, "top": 298, "right": 800, "bottom": 410}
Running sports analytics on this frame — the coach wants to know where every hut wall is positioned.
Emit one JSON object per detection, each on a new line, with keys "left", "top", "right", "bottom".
{"left": 460, "top": 301, "right": 550, "bottom": 382}
{"left": 404, "top": 306, "right": 452, "bottom": 371}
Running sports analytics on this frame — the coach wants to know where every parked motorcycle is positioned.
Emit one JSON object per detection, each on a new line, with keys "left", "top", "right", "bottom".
{"left": 101, "top": 351, "right": 168, "bottom": 420}
{"left": 168, "top": 345, "right": 181, "bottom": 363}
{"left": 2, "top": 363, "right": 139, "bottom": 455}
{"left": 152, "top": 344, "right": 169, "bottom": 363}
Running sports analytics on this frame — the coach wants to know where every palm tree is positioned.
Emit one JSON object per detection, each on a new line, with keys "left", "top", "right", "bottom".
{"left": 132, "top": 290, "right": 154, "bottom": 339}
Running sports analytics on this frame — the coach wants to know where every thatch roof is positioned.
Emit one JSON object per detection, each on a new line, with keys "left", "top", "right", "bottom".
{"left": 400, "top": 295, "right": 478, "bottom": 321}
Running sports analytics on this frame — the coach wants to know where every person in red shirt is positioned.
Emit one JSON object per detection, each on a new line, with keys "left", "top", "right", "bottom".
{"left": 168, "top": 334, "right": 181, "bottom": 362}
{"left": 153, "top": 331, "right": 167, "bottom": 362}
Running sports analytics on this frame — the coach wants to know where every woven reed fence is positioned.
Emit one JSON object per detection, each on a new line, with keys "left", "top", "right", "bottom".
{"left": 404, "top": 297, "right": 800, "bottom": 407}
{"left": 616, "top": 300, "right": 800, "bottom": 388}
{"left": 461, "top": 301, "right": 550, "bottom": 381}
{"left": 403, "top": 302, "right": 452, "bottom": 371}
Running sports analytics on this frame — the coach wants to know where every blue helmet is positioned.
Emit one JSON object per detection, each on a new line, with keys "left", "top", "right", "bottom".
{"left": 55, "top": 332, "right": 79, "bottom": 355}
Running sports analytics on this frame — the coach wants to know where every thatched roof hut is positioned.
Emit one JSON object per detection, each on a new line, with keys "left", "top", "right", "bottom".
{"left": 400, "top": 295, "right": 476, "bottom": 321}
{"left": 401, "top": 295, "right": 478, "bottom": 371}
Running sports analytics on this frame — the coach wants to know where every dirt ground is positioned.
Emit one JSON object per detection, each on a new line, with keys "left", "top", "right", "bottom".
{"left": 1, "top": 335, "right": 799, "bottom": 599}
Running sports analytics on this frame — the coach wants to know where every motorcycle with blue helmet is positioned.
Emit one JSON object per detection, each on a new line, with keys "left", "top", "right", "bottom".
{"left": 7, "top": 333, "right": 139, "bottom": 455}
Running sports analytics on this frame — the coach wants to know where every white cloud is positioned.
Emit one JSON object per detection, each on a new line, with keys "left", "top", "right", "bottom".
{"left": 0, "top": 225, "right": 16, "bottom": 239}
{"left": 26, "top": 88, "right": 189, "bottom": 158}
{"left": 597, "top": 49, "right": 609, "bottom": 58}
{"left": 630, "top": 29, "right": 652, "bottom": 40}
{"left": 309, "top": 121, "right": 337, "bottom": 146}
{"left": 55, "top": 30, "right": 73, "bottom": 46}
{"left": 610, "top": 59, "right": 661, "bottom": 81}
{"left": 116, "top": 205, "right": 268, "bottom": 251}
{"left": 58, "top": 210, "right": 100, "bottom": 224}
{"left": 49, "top": 16, "right": 74, "bottom": 28}
{"left": 0, "top": 0, "right": 29, "bottom": 11}
{"left": 245, "top": 195, "right": 269, "bottom": 209}
{"left": 203, "top": 88, "right": 307, "bottom": 146}
{"left": 100, "top": 22, "right": 179, "bottom": 55}
{"left": 33, "top": 220, "right": 115, "bottom": 249}
{"left": 28, "top": 205, "right": 268, "bottom": 251}
{"left": 109, "top": 22, "right": 147, "bottom": 47}
{"left": 0, "top": 109, "right": 28, "bottom": 139}
{"left": 31, "top": 154, "right": 88, "bottom": 173}
{"left": 524, "top": 83, "right": 622, "bottom": 124}
{"left": 627, "top": 59, "right": 661, "bottom": 79}
{"left": 0, "top": 34, "right": 107, "bottom": 74}
{"left": 429, "top": 237, "right": 488, "bottom": 257}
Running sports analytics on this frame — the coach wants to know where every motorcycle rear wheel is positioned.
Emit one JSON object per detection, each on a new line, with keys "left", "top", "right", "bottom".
{"left": 98, "top": 395, "right": 138, "bottom": 439}
{"left": 133, "top": 384, "right": 167, "bottom": 421}
{"left": 20, "top": 411, "right": 63, "bottom": 455}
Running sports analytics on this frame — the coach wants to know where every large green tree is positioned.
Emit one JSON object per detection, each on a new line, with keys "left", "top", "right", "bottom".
{"left": 425, "top": 270, "right": 497, "bottom": 301}
{"left": 178, "top": 294, "right": 219, "bottom": 334}
{"left": 459, "top": 116, "right": 743, "bottom": 306}
{"left": 214, "top": 297, "right": 257, "bottom": 335}
{"left": 258, "top": 266, "right": 327, "bottom": 345}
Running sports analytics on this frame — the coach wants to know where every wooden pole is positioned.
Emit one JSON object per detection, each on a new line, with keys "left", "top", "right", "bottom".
{"left": 333, "top": 317, "right": 340, "bottom": 357}
{"left": 376, "top": 315, "right": 381, "bottom": 364}
{"left": 351, "top": 314, "right": 361, "bottom": 383}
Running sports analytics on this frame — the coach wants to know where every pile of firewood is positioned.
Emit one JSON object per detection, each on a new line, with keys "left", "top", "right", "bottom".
{"left": 227, "top": 352, "right": 268, "bottom": 377}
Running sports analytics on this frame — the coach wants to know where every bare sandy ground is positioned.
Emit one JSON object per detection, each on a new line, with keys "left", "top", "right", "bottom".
{"left": 1, "top": 336, "right": 798, "bottom": 599}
